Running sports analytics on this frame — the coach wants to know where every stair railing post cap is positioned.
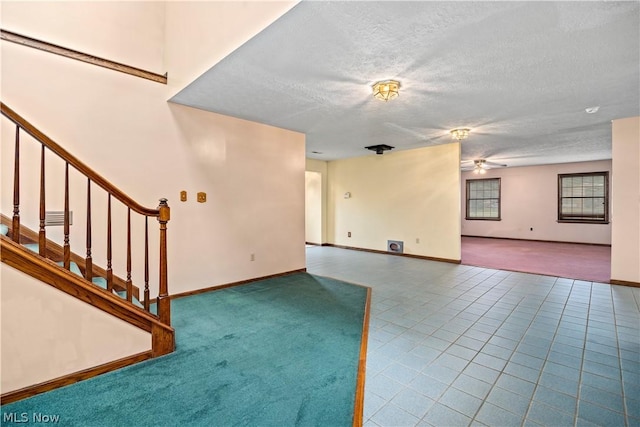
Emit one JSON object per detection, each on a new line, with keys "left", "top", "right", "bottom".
{"left": 158, "top": 198, "right": 170, "bottom": 222}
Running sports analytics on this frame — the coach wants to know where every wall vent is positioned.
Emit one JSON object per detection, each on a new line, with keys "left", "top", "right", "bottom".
{"left": 387, "top": 240, "right": 404, "bottom": 253}
{"left": 45, "top": 211, "right": 73, "bottom": 226}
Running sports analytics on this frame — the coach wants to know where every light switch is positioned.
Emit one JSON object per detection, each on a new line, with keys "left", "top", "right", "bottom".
{"left": 180, "top": 191, "right": 187, "bottom": 202}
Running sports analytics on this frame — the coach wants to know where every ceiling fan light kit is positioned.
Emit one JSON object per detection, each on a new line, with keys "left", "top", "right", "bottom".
{"left": 372, "top": 80, "right": 400, "bottom": 101}
{"left": 473, "top": 160, "right": 488, "bottom": 174}
{"left": 462, "top": 159, "right": 508, "bottom": 173}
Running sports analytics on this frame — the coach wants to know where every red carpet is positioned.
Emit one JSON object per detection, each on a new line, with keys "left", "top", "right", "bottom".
{"left": 461, "top": 236, "right": 611, "bottom": 283}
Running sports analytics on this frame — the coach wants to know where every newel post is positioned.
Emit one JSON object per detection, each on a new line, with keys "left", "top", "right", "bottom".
{"left": 157, "top": 198, "right": 171, "bottom": 325}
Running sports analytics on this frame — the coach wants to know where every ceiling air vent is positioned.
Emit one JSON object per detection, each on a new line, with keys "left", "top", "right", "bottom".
{"left": 365, "top": 144, "right": 394, "bottom": 155}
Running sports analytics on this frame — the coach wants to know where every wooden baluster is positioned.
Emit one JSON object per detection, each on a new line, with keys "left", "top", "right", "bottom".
{"left": 39, "top": 144, "right": 46, "bottom": 256}
{"left": 12, "top": 125, "right": 20, "bottom": 242}
{"left": 63, "top": 162, "right": 70, "bottom": 270}
{"left": 106, "top": 194, "right": 113, "bottom": 291}
{"left": 126, "top": 208, "right": 132, "bottom": 302}
{"left": 85, "top": 179, "right": 93, "bottom": 281}
{"left": 156, "top": 198, "right": 170, "bottom": 325}
{"left": 144, "top": 216, "right": 150, "bottom": 311}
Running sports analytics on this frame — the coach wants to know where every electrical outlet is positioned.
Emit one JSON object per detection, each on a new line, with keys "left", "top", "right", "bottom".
{"left": 197, "top": 192, "right": 207, "bottom": 203}
{"left": 416, "top": 238, "right": 420, "bottom": 244}
{"left": 180, "top": 191, "right": 187, "bottom": 202}
{"left": 250, "top": 253, "right": 255, "bottom": 261}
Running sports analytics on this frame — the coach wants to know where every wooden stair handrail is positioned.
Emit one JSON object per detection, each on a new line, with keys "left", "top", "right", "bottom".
{"left": 0, "top": 102, "right": 159, "bottom": 217}
{"left": 2, "top": 102, "right": 171, "bottom": 326}
{"left": 1, "top": 29, "right": 167, "bottom": 85}
{"left": 1, "top": 103, "right": 174, "bottom": 397}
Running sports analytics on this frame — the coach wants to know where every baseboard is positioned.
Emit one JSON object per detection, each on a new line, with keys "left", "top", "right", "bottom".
{"left": 352, "top": 287, "right": 371, "bottom": 427}
{"left": 324, "top": 244, "right": 461, "bottom": 264}
{"left": 0, "top": 350, "right": 153, "bottom": 405}
{"left": 461, "top": 235, "right": 612, "bottom": 247}
{"left": 169, "top": 268, "right": 308, "bottom": 300}
{"left": 610, "top": 279, "right": 640, "bottom": 288}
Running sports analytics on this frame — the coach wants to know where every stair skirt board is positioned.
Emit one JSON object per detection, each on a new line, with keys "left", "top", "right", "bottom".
{"left": 21, "top": 243, "right": 145, "bottom": 309}
{"left": 1, "top": 213, "right": 142, "bottom": 302}
{"left": 54, "top": 261, "right": 144, "bottom": 308}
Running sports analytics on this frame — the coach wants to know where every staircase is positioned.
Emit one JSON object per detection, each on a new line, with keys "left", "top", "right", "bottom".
{"left": 1, "top": 215, "right": 144, "bottom": 307}
{"left": 1, "top": 102, "right": 175, "bottom": 403}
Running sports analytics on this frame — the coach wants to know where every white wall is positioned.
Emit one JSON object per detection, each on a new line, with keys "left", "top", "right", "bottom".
{"left": 306, "top": 158, "right": 328, "bottom": 244}
{"left": 611, "top": 117, "right": 640, "bottom": 283}
{"left": 167, "top": 104, "right": 305, "bottom": 287}
{"left": 305, "top": 171, "right": 322, "bottom": 244}
{"left": 1, "top": 1, "right": 306, "bottom": 297}
{"left": 461, "top": 160, "right": 612, "bottom": 245}
{"left": 0, "top": 1, "right": 166, "bottom": 72}
{"left": 1, "top": 263, "right": 150, "bottom": 393}
{"left": 327, "top": 143, "right": 461, "bottom": 261}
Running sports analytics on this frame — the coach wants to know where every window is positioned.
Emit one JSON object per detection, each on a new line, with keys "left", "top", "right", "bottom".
{"left": 466, "top": 178, "right": 501, "bottom": 220}
{"left": 558, "top": 172, "right": 608, "bottom": 223}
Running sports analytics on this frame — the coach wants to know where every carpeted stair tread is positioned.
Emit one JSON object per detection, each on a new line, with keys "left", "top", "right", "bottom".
{"left": 23, "top": 243, "right": 39, "bottom": 253}
{"left": 92, "top": 277, "right": 108, "bottom": 290}
{"left": 114, "top": 290, "right": 144, "bottom": 309}
{"left": 0, "top": 224, "right": 8, "bottom": 236}
{"left": 93, "top": 278, "right": 143, "bottom": 309}
{"left": 56, "top": 261, "right": 82, "bottom": 277}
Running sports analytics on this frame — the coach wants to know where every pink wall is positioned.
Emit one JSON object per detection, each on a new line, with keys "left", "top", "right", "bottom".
{"left": 461, "top": 160, "right": 612, "bottom": 245}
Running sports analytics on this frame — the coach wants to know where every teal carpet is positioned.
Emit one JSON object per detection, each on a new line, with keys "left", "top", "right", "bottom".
{"left": 1, "top": 273, "right": 368, "bottom": 426}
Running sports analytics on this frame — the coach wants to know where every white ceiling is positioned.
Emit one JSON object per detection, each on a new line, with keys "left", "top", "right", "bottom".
{"left": 170, "top": 1, "right": 640, "bottom": 167}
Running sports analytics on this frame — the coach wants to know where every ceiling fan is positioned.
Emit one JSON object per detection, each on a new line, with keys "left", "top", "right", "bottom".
{"left": 461, "top": 159, "right": 507, "bottom": 174}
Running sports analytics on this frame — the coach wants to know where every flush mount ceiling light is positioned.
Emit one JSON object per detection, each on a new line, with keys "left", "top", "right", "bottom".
{"left": 372, "top": 80, "right": 400, "bottom": 101}
{"left": 365, "top": 144, "right": 395, "bottom": 155}
{"left": 585, "top": 106, "right": 600, "bottom": 114}
{"left": 450, "top": 128, "right": 470, "bottom": 141}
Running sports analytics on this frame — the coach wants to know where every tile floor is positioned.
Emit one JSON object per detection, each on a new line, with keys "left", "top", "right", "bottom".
{"left": 306, "top": 246, "right": 640, "bottom": 427}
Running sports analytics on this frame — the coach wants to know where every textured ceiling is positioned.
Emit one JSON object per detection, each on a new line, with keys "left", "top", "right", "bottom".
{"left": 170, "top": 1, "right": 640, "bottom": 167}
